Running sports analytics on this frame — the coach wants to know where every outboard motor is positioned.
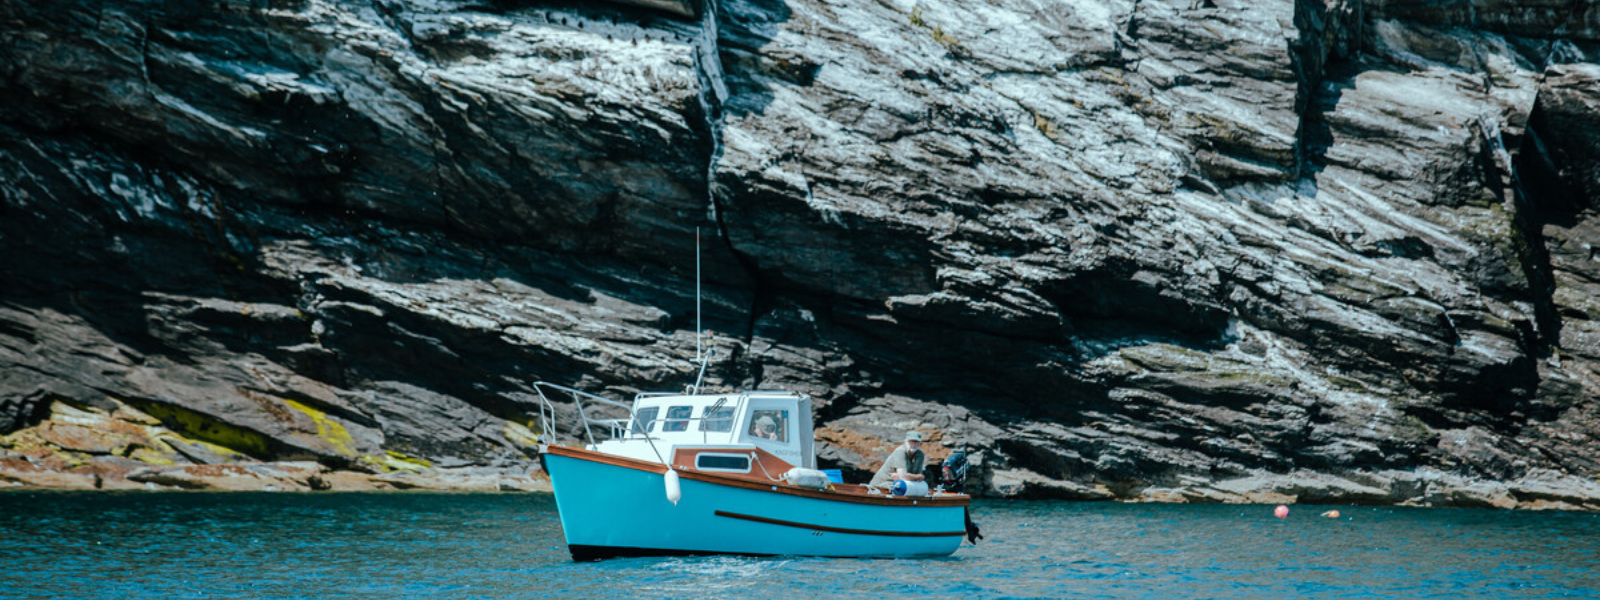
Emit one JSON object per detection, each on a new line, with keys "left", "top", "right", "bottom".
{"left": 941, "top": 452, "right": 969, "bottom": 493}
{"left": 941, "top": 451, "right": 983, "bottom": 544}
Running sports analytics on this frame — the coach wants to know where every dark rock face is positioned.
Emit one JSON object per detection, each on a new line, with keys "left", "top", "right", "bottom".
{"left": 1, "top": 0, "right": 1597, "bottom": 506}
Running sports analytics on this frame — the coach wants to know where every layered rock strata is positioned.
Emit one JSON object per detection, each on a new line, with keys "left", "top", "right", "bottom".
{"left": 1, "top": 0, "right": 1597, "bottom": 506}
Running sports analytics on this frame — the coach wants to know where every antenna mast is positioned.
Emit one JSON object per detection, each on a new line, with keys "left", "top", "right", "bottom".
{"left": 691, "top": 228, "right": 711, "bottom": 394}
{"left": 696, "top": 227, "right": 702, "bottom": 364}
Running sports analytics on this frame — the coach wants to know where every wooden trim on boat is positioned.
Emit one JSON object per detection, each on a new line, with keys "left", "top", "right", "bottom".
{"left": 543, "top": 444, "right": 970, "bottom": 508}
{"left": 671, "top": 446, "right": 795, "bottom": 480}
{"left": 713, "top": 510, "right": 966, "bottom": 537}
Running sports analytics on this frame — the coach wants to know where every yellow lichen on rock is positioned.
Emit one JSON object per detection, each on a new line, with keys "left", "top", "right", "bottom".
{"left": 9, "top": 401, "right": 183, "bottom": 467}
{"left": 359, "top": 450, "right": 432, "bottom": 473}
{"left": 128, "top": 446, "right": 177, "bottom": 466}
{"left": 504, "top": 420, "right": 540, "bottom": 447}
{"left": 135, "top": 401, "right": 273, "bottom": 458}
{"left": 151, "top": 432, "right": 246, "bottom": 462}
{"left": 282, "top": 399, "right": 357, "bottom": 457}
{"left": 383, "top": 450, "right": 432, "bottom": 471}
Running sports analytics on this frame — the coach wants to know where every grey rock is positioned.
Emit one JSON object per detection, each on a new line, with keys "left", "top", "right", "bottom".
{"left": 0, "top": 0, "right": 1598, "bottom": 508}
{"left": 1367, "top": 0, "right": 1600, "bottom": 41}
{"left": 1207, "top": 470, "right": 1393, "bottom": 504}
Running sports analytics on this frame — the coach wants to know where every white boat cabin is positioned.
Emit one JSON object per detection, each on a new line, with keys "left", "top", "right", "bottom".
{"left": 590, "top": 390, "right": 816, "bottom": 470}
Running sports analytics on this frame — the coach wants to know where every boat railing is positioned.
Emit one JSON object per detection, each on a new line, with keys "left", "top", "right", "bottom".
{"left": 534, "top": 381, "right": 687, "bottom": 465}
{"left": 634, "top": 391, "right": 681, "bottom": 399}
{"left": 532, "top": 382, "right": 634, "bottom": 448}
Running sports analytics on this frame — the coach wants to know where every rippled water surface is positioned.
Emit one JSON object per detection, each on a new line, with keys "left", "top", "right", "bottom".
{"left": 3, "top": 491, "right": 1597, "bottom": 599}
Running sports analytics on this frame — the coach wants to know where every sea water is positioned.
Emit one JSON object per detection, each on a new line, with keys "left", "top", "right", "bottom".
{"left": 1, "top": 491, "right": 1596, "bottom": 599}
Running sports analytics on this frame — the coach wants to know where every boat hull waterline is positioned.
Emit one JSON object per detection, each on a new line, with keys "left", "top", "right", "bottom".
{"left": 543, "top": 446, "right": 968, "bottom": 560}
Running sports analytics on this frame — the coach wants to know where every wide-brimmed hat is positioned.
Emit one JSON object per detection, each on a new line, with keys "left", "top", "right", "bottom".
{"left": 905, "top": 430, "right": 924, "bottom": 442}
{"left": 757, "top": 416, "right": 777, "bottom": 430}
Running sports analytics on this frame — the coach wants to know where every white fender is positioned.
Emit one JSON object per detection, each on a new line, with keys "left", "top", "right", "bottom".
{"left": 664, "top": 469, "right": 682, "bottom": 506}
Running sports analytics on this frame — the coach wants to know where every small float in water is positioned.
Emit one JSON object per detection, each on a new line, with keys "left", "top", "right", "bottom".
{"left": 533, "top": 383, "right": 979, "bottom": 561}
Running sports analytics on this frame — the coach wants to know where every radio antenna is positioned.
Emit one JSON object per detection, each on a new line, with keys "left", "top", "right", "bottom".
{"left": 696, "top": 227, "right": 702, "bottom": 363}
{"left": 691, "top": 228, "right": 710, "bottom": 394}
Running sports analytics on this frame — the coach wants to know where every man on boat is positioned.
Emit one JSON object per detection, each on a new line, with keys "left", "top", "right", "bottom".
{"left": 868, "top": 430, "right": 926, "bottom": 488}
{"left": 753, "top": 415, "right": 781, "bottom": 440}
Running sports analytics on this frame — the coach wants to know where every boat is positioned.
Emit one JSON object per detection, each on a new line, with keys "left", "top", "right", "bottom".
{"left": 531, "top": 232, "right": 976, "bottom": 560}
{"left": 532, "top": 382, "right": 978, "bottom": 561}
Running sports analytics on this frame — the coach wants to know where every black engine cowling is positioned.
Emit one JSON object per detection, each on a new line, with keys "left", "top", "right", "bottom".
{"left": 940, "top": 452, "right": 969, "bottom": 493}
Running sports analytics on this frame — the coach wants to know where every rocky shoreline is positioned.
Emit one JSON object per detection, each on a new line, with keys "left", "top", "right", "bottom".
{"left": 8, "top": 394, "right": 1598, "bottom": 510}
{"left": 0, "top": 398, "right": 548, "bottom": 492}
{"left": 1, "top": 462, "right": 551, "bottom": 493}
{"left": 3, "top": 0, "right": 1598, "bottom": 507}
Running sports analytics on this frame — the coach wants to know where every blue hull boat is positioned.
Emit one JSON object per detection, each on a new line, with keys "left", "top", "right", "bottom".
{"left": 543, "top": 445, "right": 969, "bottom": 560}
{"left": 533, "top": 384, "right": 975, "bottom": 561}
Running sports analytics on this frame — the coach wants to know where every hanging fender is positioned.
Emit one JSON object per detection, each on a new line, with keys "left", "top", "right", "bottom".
{"left": 664, "top": 468, "right": 682, "bottom": 506}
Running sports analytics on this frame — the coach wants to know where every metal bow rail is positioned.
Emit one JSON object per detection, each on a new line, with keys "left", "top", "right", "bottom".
{"left": 532, "top": 382, "right": 633, "bottom": 448}
{"left": 532, "top": 381, "right": 680, "bottom": 466}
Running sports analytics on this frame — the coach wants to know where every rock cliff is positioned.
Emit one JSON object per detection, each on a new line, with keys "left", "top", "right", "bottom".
{"left": 2, "top": 0, "right": 1598, "bottom": 506}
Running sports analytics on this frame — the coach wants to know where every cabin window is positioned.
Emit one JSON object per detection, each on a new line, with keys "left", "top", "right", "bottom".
{"left": 662, "top": 405, "right": 692, "bottom": 432}
{"left": 631, "top": 407, "right": 659, "bottom": 434}
{"left": 746, "top": 409, "right": 788, "bottom": 442}
{"left": 699, "top": 406, "right": 734, "bottom": 432}
{"left": 695, "top": 453, "right": 751, "bottom": 473}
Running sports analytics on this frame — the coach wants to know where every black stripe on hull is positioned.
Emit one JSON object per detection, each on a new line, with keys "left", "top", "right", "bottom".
{"left": 568, "top": 544, "right": 776, "bottom": 562}
{"left": 712, "top": 509, "right": 966, "bottom": 538}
